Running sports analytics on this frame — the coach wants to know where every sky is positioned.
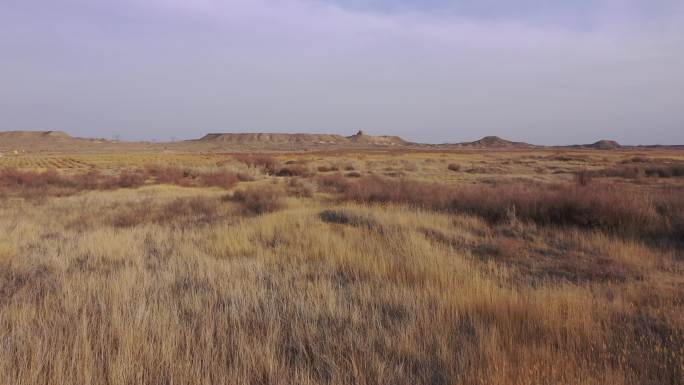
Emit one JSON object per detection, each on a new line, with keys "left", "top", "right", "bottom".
{"left": 1, "top": 0, "right": 683, "bottom": 145}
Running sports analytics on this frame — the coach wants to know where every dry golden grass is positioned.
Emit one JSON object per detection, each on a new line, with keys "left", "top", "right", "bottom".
{"left": 0, "top": 149, "right": 683, "bottom": 385}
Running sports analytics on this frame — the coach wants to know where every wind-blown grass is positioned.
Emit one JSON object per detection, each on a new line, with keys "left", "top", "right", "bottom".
{"left": 1, "top": 150, "right": 683, "bottom": 385}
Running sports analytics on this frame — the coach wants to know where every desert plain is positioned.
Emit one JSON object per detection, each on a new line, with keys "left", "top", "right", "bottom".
{"left": 0, "top": 130, "right": 682, "bottom": 385}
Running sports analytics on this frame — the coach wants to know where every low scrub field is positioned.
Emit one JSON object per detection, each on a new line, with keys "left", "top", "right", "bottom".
{"left": 0, "top": 149, "right": 683, "bottom": 385}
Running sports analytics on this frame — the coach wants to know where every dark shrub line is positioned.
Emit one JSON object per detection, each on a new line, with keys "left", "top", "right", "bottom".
{"left": 321, "top": 175, "right": 684, "bottom": 241}
{"left": 0, "top": 167, "right": 240, "bottom": 199}
{"left": 317, "top": 165, "right": 339, "bottom": 173}
{"left": 319, "top": 209, "right": 379, "bottom": 230}
{"left": 583, "top": 164, "right": 684, "bottom": 179}
{"left": 447, "top": 163, "right": 461, "bottom": 172}
{"left": 275, "top": 165, "right": 310, "bottom": 177}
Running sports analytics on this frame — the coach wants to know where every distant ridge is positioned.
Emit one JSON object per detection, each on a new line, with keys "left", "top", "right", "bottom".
{"left": 0, "top": 130, "right": 680, "bottom": 153}
{"left": 197, "top": 131, "right": 408, "bottom": 146}
{"left": 198, "top": 133, "right": 348, "bottom": 144}
{"left": 0, "top": 130, "right": 73, "bottom": 140}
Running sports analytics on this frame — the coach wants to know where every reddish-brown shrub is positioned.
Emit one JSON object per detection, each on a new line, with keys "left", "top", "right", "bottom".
{"left": 287, "top": 178, "right": 315, "bottom": 198}
{"left": 110, "top": 206, "right": 148, "bottom": 227}
{"left": 116, "top": 170, "right": 147, "bottom": 188}
{"left": 76, "top": 170, "right": 103, "bottom": 190}
{"left": 644, "top": 165, "right": 684, "bottom": 178}
{"left": 97, "top": 176, "right": 118, "bottom": 190}
{"left": 228, "top": 186, "right": 284, "bottom": 215}
{"left": 233, "top": 154, "right": 279, "bottom": 175}
{"left": 340, "top": 176, "right": 452, "bottom": 208}
{"left": 652, "top": 188, "right": 684, "bottom": 242}
{"left": 110, "top": 196, "right": 222, "bottom": 227}
{"left": 337, "top": 176, "right": 681, "bottom": 240}
{"left": 0, "top": 167, "right": 238, "bottom": 199}
{"left": 621, "top": 156, "right": 651, "bottom": 163}
{"left": 149, "top": 167, "right": 186, "bottom": 185}
{"left": 0, "top": 168, "right": 71, "bottom": 189}
{"left": 586, "top": 164, "right": 684, "bottom": 180}
{"left": 0, "top": 168, "right": 79, "bottom": 200}
{"left": 275, "top": 165, "right": 309, "bottom": 177}
{"left": 447, "top": 163, "right": 461, "bottom": 172}
{"left": 574, "top": 170, "right": 593, "bottom": 186}
{"left": 237, "top": 172, "right": 255, "bottom": 182}
{"left": 98, "top": 170, "right": 148, "bottom": 190}
{"left": 146, "top": 167, "right": 239, "bottom": 189}
{"left": 316, "top": 173, "right": 350, "bottom": 193}
{"left": 317, "top": 165, "right": 339, "bottom": 172}
{"left": 198, "top": 170, "right": 239, "bottom": 189}
{"left": 158, "top": 197, "right": 220, "bottom": 223}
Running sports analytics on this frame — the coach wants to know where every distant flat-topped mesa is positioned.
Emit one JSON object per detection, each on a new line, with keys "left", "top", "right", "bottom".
{"left": 198, "top": 133, "right": 348, "bottom": 144}
{"left": 197, "top": 131, "right": 408, "bottom": 146}
{"left": 347, "top": 130, "right": 407, "bottom": 145}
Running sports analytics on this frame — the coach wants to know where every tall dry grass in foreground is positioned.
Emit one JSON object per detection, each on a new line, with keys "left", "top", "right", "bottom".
{"left": 0, "top": 163, "right": 682, "bottom": 385}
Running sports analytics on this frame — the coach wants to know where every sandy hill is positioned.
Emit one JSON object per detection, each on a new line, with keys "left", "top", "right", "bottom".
{"left": 566, "top": 140, "right": 623, "bottom": 150}
{"left": 587, "top": 140, "right": 622, "bottom": 150}
{"left": 197, "top": 131, "right": 408, "bottom": 146}
{"left": 0, "top": 130, "right": 127, "bottom": 154}
{"left": 453, "top": 136, "right": 536, "bottom": 148}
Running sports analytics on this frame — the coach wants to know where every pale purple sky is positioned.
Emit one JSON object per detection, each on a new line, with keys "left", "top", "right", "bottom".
{"left": 1, "top": 0, "right": 683, "bottom": 144}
